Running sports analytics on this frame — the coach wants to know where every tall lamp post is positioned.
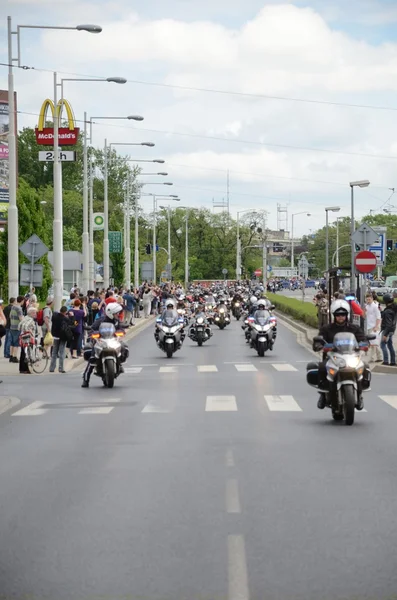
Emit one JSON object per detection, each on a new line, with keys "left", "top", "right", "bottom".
{"left": 236, "top": 208, "right": 257, "bottom": 279}
{"left": 291, "top": 212, "right": 311, "bottom": 268}
{"left": 349, "top": 180, "right": 370, "bottom": 291}
{"left": 325, "top": 207, "right": 340, "bottom": 274}
{"left": 6, "top": 17, "right": 101, "bottom": 298}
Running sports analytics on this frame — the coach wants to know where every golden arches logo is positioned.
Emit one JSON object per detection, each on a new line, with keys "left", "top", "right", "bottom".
{"left": 37, "top": 99, "right": 76, "bottom": 132}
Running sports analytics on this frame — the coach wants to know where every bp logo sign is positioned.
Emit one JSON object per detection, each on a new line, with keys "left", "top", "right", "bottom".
{"left": 93, "top": 213, "right": 105, "bottom": 231}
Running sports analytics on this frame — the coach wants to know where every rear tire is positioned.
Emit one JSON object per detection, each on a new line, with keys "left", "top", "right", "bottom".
{"left": 104, "top": 361, "right": 115, "bottom": 388}
{"left": 31, "top": 346, "right": 49, "bottom": 374}
{"left": 342, "top": 384, "right": 355, "bottom": 426}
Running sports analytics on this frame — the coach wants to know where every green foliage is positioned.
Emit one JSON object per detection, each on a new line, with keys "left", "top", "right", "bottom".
{"left": 268, "top": 293, "right": 318, "bottom": 328}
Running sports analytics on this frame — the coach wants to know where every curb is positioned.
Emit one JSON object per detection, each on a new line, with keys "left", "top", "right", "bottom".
{"left": 69, "top": 315, "right": 156, "bottom": 372}
{"left": 372, "top": 364, "right": 397, "bottom": 374}
{"left": 0, "top": 396, "right": 20, "bottom": 416}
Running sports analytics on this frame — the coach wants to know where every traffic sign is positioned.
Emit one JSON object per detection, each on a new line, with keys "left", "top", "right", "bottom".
{"left": 20, "top": 264, "right": 44, "bottom": 287}
{"left": 351, "top": 222, "right": 379, "bottom": 249}
{"left": 19, "top": 234, "right": 49, "bottom": 261}
{"left": 355, "top": 250, "right": 377, "bottom": 273}
{"left": 222, "top": 268, "right": 228, "bottom": 275}
{"left": 254, "top": 269, "right": 262, "bottom": 276}
{"left": 38, "top": 150, "right": 77, "bottom": 162}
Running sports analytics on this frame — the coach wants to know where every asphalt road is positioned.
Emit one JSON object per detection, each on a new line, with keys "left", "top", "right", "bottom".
{"left": 1, "top": 315, "right": 397, "bottom": 600}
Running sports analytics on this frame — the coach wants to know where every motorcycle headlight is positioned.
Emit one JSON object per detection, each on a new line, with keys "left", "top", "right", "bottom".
{"left": 107, "top": 339, "right": 120, "bottom": 349}
{"left": 215, "top": 317, "right": 220, "bottom": 321}
{"left": 345, "top": 355, "right": 361, "bottom": 369}
{"left": 196, "top": 317, "right": 204, "bottom": 324}
{"left": 219, "top": 308, "right": 225, "bottom": 313}
{"left": 169, "top": 325, "right": 180, "bottom": 333}
{"left": 235, "top": 302, "right": 240, "bottom": 307}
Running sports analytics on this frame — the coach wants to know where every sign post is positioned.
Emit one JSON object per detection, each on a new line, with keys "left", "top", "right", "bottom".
{"left": 19, "top": 233, "right": 49, "bottom": 289}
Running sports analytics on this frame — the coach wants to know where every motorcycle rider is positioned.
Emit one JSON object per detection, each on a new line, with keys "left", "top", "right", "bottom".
{"left": 82, "top": 302, "right": 128, "bottom": 388}
{"left": 189, "top": 303, "right": 213, "bottom": 340}
{"left": 313, "top": 299, "right": 368, "bottom": 410}
{"left": 248, "top": 295, "right": 259, "bottom": 316}
{"left": 155, "top": 300, "right": 185, "bottom": 345}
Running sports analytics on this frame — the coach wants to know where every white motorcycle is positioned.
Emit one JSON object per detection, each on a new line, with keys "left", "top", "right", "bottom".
{"left": 90, "top": 322, "right": 126, "bottom": 388}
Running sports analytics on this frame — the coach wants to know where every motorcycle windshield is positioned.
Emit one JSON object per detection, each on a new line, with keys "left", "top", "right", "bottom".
{"left": 162, "top": 311, "right": 179, "bottom": 327}
{"left": 254, "top": 310, "right": 270, "bottom": 325}
{"left": 98, "top": 323, "right": 116, "bottom": 338}
{"left": 332, "top": 332, "right": 357, "bottom": 353}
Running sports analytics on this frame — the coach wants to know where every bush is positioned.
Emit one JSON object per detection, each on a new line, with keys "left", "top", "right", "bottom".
{"left": 268, "top": 293, "right": 318, "bottom": 329}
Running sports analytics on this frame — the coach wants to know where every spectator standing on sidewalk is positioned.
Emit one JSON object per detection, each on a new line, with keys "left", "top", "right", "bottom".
{"left": 49, "top": 306, "right": 72, "bottom": 373}
{"left": 365, "top": 293, "right": 382, "bottom": 363}
{"left": 142, "top": 286, "right": 153, "bottom": 318}
{"left": 123, "top": 289, "right": 136, "bottom": 327}
{"left": 0, "top": 300, "right": 6, "bottom": 348}
{"left": 42, "top": 297, "right": 54, "bottom": 349}
{"left": 380, "top": 294, "right": 397, "bottom": 366}
{"left": 133, "top": 288, "right": 141, "bottom": 319}
{"left": 68, "top": 298, "right": 86, "bottom": 359}
{"left": 18, "top": 306, "right": 39, "bottom": 374}
{"left": 9, "top": 296, "right": 24, "bottom": 363}
{"left": 3, "top": 297, "right": 15, "bottom": 359}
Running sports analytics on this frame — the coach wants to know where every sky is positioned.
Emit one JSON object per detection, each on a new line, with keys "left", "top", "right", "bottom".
{"left": 2, "top": 0, "right": 397, "bottom": 235}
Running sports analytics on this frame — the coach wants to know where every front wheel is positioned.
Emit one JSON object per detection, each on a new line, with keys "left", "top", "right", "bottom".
{"left": 332, "top": 411, "right": 344, "bottom": 421}
{"left": 166, "top": 345, "right": 174, "bottom": 358}
{"left": 218, "top": 323, "right": 225, "bottom": 330}
{"left": 342, "top": 384, "right": 356, "bottom": 426}
{"left": 257, "top": 341, "right": 266, "bottom": 357}
{"left": 104, "top": 360, "right": 115, "bottom": 388}
{"left": 197, "top": 332, "right": 203, "bottom": 347}
{"left": 30, "top": 345, "right": 49, "bottom": 374}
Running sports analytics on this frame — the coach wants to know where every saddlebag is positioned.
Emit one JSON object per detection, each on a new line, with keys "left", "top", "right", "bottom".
{"left": 306, "top": 362, "right": 319, "bottom": 387}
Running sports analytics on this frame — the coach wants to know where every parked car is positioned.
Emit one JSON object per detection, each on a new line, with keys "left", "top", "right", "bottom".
{"left": 48, "top": 287, "right": 71, "bottom": 303}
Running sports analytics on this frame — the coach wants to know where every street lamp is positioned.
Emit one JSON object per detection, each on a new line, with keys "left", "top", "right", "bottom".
{"left": 6, "top": 17, "right": 101, "bottom": 298}
{"left": 350, "top": 180, "right": 370, "bottom": 291}
{"left": 158, "top": 200, "right": 182, "bottom": 269}
{"left": 291, "top": 212, "right": 311, "bottom": 268}
{"left": 336, "top": 215, "right": 343, "bottom": 267}
{"left": 325, "top": 206, "right": 340, "bottom": 273}
{"left": 60, "top": 83, "right": 133, "bottom": 296}
{"left": 126, "top": 159, "right": 165, "bottom": 163}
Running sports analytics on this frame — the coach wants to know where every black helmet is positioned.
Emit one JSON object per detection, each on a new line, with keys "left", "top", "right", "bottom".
{"left": 383, "top": 293, "right": 393, "bottom": 304}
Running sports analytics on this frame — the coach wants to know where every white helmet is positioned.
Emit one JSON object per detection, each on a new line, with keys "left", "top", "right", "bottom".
{"left": 166, "top": 299, "right": 176, "bottom": 309}
{"left": 331, "top": 299, "right": 350, "bottom": 317}
{"left": 105, "top": 302, "right": 123, "bottom": 320}
{"left": 250, "top": 295, "right": 258, "bottom": 304}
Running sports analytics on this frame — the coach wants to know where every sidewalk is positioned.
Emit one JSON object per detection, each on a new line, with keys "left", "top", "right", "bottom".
{"left": 276, "top": 310, "right": 397, "bottom": 375}
{"left": 0, "top": 315, "right": 155, "bottom": 377}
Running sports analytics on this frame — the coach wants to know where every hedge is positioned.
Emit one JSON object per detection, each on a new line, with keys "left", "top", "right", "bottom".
{"left": 268, "top": 293, "right": 318, "bottom": 329}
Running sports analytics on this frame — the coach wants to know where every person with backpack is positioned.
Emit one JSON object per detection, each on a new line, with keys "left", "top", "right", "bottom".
{"left": 49, "top": 306, "right": 72, "bottom": 373}
{"left": 68, "top": 298, "right": 86, "bottom": 359}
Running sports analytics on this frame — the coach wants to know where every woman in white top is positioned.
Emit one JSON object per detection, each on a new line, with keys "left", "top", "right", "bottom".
{"left": 142, "top": 288, "right": 153, "bottom": 318}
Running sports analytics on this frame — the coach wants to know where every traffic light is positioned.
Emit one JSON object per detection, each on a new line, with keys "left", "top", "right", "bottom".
{"left": 387, "top": 239, "right": 393, "bottom": 251}
{"left": 145, "top": 244, "right": 151, "bottom": 255}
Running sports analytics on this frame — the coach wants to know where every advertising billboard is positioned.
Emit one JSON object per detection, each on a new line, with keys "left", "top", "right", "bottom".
{"left": 35, "top": 98, "right": 79, "bottom": 145}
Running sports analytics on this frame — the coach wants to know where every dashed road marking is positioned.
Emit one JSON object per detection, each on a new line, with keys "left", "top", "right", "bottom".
{"left": 12, "top": 401, "right": 48, "bottom": 416}
{"left": 206, "top": 395, "right": 238, "bottom": 412}
{"left": 272, "top": 363, "right": 298, "bottom": 372}
{"left": 78, "top": 406, "right": 114, "bottom": 414}
{"left": 226, "top": 479, "right": 241, "bottom": 514}
{"left": 264, "top": 395, "right": 302, "bottom": 412}
{"left": 197, "top": 365, "right": 218, "bottom": 372}
{"left": 228, "top": 535, "right": 250, "bottom": 600}
{"left": 235, "top": 364, "right": 258, "bottom": 372}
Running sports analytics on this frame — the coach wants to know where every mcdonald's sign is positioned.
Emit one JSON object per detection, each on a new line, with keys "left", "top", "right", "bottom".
{"left": 35, "top": 98, "right": 80, "bottom": 146}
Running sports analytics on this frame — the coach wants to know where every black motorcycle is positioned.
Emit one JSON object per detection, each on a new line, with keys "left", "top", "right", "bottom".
{"left": 188, "top": 313, "right": 212, "bottom": 346}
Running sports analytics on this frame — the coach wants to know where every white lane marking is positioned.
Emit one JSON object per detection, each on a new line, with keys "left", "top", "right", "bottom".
{"left": 198, "top": 365, "right": 218, "bottom": 372}
{"left": 206, "top": 396, "right": 238, "bottom": 412}
{"left": 272, "top": 363, "right": 298, "bottom": 372}
{"left": 141, "top": 403, "right": 171, "bottom": 413}
{"left": 78, "top": 406, "right": 114, "bottom": 414}
{"left": 228, "top": 535, "right": 250, "bottom": 600}
{"left": 159, "top": 366, "right": 178, "bottom": 373}
{"left": 235, "top": 364, "right": 257, "bottom": 372}
{"left": 129, "top": 364, "right": 158, "bottom": 367}
{"left": 12, "top": 401, "right": 48, "bottom": 416}
{"left": 226, "top": 448, "right": 235, "bottom": 467}
{"left": 264, "top": 395, "right": 302, "bottom": 412}
{"left": 379, "top": 395, "right": 397, "bottom": 410}
{"left": 124, "top": 367, "right": 142, "bottom": 374}
{"left": 226, "top": 479, "right": 241, "bottom": 514}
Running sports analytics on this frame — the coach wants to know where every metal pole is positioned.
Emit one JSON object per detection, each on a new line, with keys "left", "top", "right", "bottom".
{"left": 185, "top": 210, "right": 189, "bottom": 290}
{"left": 262, "top": 242, "right": 267, "bottom": 290}
{"left": 325, "top": 210, "right": 329, "bottom": 273}
{"left": 89, "top": 155, "right": 95, "bottom": 289}
{"left": 236, "top": 213, "right": 241, "bottom": 280}
{"left": 126, "top": 176, "right": 131, "bottom": 290}
{"left": 153, "top": 196, "right": 157, "bottom": 284}
{"left": 291, "top": 215, "right": 294, "bottom": 268}
{"left": 53, "top": 72, "right": 63, "bottom": 311}
{"left": 336, "top": 217, "right": 340, "bottom": 268}
{"left": 134, "top": 191, "right": 139, "bottom": 289}
{"left": 82, "top": 111, "right": 89, "bottom": 293}
{"left": 7, "top": 17, "right": 19, "bottom": 297}
{"left": 124, "top": 191, "right": 128, "bottom": 286}
{"left": 29, "top": 242, "right": 36, "bottom": 291}
{"left": 350, "top": 185, "right": 355, "bottom": 292}
{"left": 103, "top": 138, "right": 110, "bottom": 288}
{"left": 167, "top": 205, "right": 171, "bottom": 270}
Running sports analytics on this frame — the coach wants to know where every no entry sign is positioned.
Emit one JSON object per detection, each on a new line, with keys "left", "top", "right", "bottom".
{"left": 254, "top": 269, "right": 262, "bottom": 276}
{"left": 355, "top": 250, "right": 377, "bottom": 273}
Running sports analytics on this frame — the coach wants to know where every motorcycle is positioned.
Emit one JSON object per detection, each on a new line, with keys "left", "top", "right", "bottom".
{"left": 188, "top": 314, "right": 212, "bottom": 346}
{"left": 155, "top": 313, "right": 185, "bottom": 358}
{"left": 214, "top": 305, "right": 230, "bottom": 330}
{"left": 247, "top": 310, "right": 277, "bottom": 356}
{"left": 307, "top": 332, "right": 372, "bottom": 425}
{"left": 89, "top": 322, "right": 126, "bottom": 388}
{"left": 232, "top": 301, "right": 242, "bottom": 320}
{"left": 177, "top": 308, "right": 189, "bottom": 328}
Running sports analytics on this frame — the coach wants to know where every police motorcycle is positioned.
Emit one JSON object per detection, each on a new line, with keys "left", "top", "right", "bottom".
{"left": 307, "top": 334, "right": 373, "bottom": 426}
{"left": 247, "top": 302, "right": 277, "bottom": 356}
{"left": 188, "top": 305, "right": 213, "bottom": 346}
{"left": 83, "top": 303, "right": 128, "bottom": 389}
{"left": 155, "top": 301, "right": 185, "bottom": 358}
{"left": 213, "top": 299, "right": 231, "bottom": 330}
{"left": 241, "top": 295, "right": 258, "bottom": 342}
